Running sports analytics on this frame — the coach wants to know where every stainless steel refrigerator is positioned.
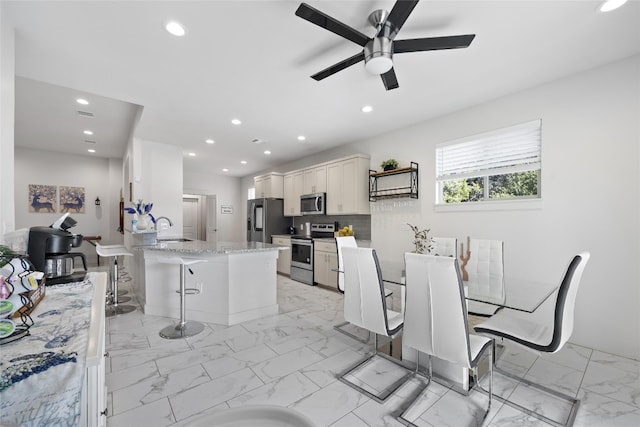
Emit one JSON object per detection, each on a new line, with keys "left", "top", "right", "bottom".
{"left": 247, "top": 198, "right": 289, "bottom": 243}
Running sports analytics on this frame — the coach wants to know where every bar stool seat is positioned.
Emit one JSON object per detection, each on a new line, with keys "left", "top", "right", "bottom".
{"left": 95, "top": 244, "right": 136, "bottom": 317}
{"left": 156, "top": 256, "right": 208, "bottom": 339}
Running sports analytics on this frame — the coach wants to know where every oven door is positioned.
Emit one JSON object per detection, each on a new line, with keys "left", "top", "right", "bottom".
{"left": 291, "top": 239, "right": 313, "bottom": 270}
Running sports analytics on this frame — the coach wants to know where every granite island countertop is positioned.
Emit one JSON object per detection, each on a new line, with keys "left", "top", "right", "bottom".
{"left": 138, "top": 240, "right": 288, "bottom": 255}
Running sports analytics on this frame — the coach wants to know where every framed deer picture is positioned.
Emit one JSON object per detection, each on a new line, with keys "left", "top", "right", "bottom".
{"left": 60, "top": 186, "right": 85, "bottom": 213}
{"left": 29, "top": 184, "right": 57, "bottom": 213}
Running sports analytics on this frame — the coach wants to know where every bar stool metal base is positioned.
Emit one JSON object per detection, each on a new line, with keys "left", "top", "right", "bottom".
{"left": 160, "top": 321, "right": 204, "bottom": 339}
{"left": 108, "top": 293, "right": 131, "bottom": 304}
{"left": 106, "top": 304, "right": 137, "bottom": 317}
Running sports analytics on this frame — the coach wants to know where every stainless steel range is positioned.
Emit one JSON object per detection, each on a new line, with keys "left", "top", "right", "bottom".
{"left": 290, "top": 223, "right": 336, "bottom": 285}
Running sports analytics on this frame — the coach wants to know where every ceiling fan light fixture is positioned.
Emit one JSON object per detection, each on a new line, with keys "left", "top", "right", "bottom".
{"left": 364, "top": 38, "right": 393, "bottom": 75}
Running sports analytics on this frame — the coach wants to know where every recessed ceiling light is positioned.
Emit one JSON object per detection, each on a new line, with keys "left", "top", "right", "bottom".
{"left": 231, "top": 119, "right": 242, "bottom": 125}
{"left": 264, "top": 150, "right": 271, "bottom": 155}
{"left": 87, "top": 149, "right": 96, "bottom": 153}
{"left": 297, "top": 135, "right": 306, "bottom": 141}
{"left": 240, "top": 160, "right": 247, "bottom": 164}
{"left": 599, "top": 0, "right": 627, "bottom": 12}
{"left": 165, "top": 21, "right": 186, "bottom": 36}
{"left": 76, "top": 98, "right": 89, "bottom": 105}
{"left": 222, "top": 168, "right": 229, "bottom": 172}
{"left": 205, "top": 139, "right": 215, "bottom": 144}
{"left": 188, "top": 152, "right": 196, "bottom": 157}
{"left": 83, "top": 130, "right": 93, "bottom": 135}
{"left": 362, "top": 105, "right": 373, "bottom": 113}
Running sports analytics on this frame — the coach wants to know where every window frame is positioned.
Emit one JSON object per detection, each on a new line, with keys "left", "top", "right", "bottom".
{"left": 435, "top": 120, "right": 542, "bottom": 207}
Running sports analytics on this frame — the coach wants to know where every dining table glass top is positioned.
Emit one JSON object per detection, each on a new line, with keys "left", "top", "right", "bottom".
{"left": 377, "top": 259, "right": 558, "bottom": 313}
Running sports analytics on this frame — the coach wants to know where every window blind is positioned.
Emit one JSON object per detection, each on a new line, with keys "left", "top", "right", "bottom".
{"left": 436, "top": 120, "right": 541, "bottom": 181}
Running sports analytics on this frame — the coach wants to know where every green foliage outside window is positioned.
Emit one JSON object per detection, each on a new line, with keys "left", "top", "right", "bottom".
{"left": 442, "top": 171, "right": 538, "bottom": 203}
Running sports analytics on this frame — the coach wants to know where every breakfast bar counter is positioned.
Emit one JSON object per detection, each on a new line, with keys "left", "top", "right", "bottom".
{"left": 134, "top": 240, "right": 287, "bottom": 326}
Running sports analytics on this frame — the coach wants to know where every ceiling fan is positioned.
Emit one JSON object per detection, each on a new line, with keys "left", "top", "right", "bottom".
{"left": 295, "top": 0, "right": 475, "bottom": 90}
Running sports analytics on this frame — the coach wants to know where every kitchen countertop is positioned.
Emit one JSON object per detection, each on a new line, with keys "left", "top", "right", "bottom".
{"left": 139, "top": 240, "right": 288, "bottom": 255}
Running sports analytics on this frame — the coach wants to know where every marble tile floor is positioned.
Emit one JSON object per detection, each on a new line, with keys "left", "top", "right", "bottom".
{"left": 101, "top": 270, "right": 640, "bottom": 427}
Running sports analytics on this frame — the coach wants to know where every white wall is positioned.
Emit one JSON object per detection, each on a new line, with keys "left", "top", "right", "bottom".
{"left": 132, "top": 138, "right": 183, "bottom": 237}
{"left": 14, "top": 147, "right": 124, "bottom": 261}
{"left": 0, "top": 7, "right": 15, "bottom": 240}
{"left": 184, "top": 172, "right": 243, "bottom": 242}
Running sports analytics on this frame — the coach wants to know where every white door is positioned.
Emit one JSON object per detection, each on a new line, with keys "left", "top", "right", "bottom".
{"left": 183, "top": 196, "right": 199, "bottom": 240}
{"left": 206, "top": 195, "right": 217, "bottom": 242}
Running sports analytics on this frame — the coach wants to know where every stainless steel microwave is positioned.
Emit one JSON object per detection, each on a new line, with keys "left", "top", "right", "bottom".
{"left": 300, "top": 193, "right": 326, "bottom": 215}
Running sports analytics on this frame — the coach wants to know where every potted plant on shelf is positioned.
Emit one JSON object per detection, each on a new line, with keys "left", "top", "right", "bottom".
{"left": 380, "top": 158, "right": 399, "bottom": 171}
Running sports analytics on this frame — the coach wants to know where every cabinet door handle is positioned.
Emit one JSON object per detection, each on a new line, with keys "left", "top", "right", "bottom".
{"left": 101, "top": 408, "right": 109, "bottom": 416}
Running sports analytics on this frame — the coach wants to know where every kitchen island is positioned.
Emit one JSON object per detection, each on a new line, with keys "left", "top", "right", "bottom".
{"left": 133, "top": 240, "right": 286, "bottom": 325}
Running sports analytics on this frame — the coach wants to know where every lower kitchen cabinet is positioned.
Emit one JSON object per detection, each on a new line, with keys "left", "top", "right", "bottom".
{"left": 272, "top": 236, "right": 291, "bottom": 275}
{"left": 314, "top": 240, "right": 338, "bottom": 288}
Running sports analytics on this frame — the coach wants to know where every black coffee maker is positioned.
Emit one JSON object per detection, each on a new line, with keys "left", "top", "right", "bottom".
{"left": 27, "top": 214, "right": 87, "bottom": 285}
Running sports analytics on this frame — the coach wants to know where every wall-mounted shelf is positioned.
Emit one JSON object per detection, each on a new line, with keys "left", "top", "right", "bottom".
{"left": 369, "top": 162, "right": 419, "bottom": 201}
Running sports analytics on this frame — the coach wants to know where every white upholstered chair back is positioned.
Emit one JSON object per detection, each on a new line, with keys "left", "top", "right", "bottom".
{"left": 404, "top": 253, "right": 473, "bottom": 369}
{"left": 467, "top": 239, "right": 505, "bottom": 303}
{"left": 336, "top": 236, "right": 357, "bottom": 292}
{"left": 342, "top": 247, "right": 392, "bottom": 337}
{"left": 431, "top": 237, "right": 457, "bottom": 258}
{"left": 556, "top": 252, "right": 590, "bottom": 350}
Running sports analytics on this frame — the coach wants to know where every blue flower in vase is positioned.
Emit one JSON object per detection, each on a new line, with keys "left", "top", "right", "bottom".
{"left": 123, "top": 199, "right": 156, "bottom": 225}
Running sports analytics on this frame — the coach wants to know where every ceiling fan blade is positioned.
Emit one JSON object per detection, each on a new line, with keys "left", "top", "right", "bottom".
{"left": 296, "top": 3, "right": 370, "bottom": 47}
{"left": 394, "top": 34, "right": 476, "bottom": 53}
{"left": 381, "top": 68, "right": 399, "bottom": 91}
{"left": 383, "top": 0, "right": 420, "bottom": 39}
{"left": 311, "top": 51, "right": 366, "bottom": 81}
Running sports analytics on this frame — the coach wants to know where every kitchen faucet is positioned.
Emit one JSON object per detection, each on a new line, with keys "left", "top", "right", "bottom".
{"left": 155, "top": 216, "right": 173, "bottom": 230}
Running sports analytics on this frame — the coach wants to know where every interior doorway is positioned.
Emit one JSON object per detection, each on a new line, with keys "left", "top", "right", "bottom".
{"left": 181, "top": 194, "right": 217, "bottom": 242}
{"left": 182, "top": 195, "right": 200, "bottom": 240}
{"left": 206, "top": 195, "right": 217, "bottom": 242}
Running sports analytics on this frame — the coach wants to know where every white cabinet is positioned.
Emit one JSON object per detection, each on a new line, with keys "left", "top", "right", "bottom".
{"left": 272, "top": 236, "right": 291, "bottom": 275}
{"left": 283, "top": 171, "right": 303, "bottom": 216}
{"left": 82, "top": 272, "right": 107, "bottom": 427}
{"left": 326, "top": 155, "right": 370, "bottom": 215}
{"left": 303, "top": 165, "right": 327, "bottom": 195}
{"left": 254, "top": 173, "right": 284, "bottom": 198}
{"left": 314, "top": 240, "right": 338, "bottom": 288}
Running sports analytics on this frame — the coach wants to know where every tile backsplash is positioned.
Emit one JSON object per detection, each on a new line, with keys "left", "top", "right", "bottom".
{"left": 292, "top": 215, "right": 371, "bottom": 240}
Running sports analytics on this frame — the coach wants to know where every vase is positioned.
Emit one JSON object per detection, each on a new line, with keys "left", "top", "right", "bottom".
{"left": 137, "top": 214, "right": 152, "bottom": 231}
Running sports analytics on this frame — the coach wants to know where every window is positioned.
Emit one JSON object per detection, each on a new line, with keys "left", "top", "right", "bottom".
{"left": 436, "top": 120, "right": 541, "bottom": 204}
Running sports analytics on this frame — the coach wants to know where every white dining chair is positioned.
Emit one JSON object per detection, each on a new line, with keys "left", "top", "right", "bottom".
{"left": 465, "top": 239, "right": 504, "bottom": 316}
{"left": 334, "top": 236, "right": 393, "bottom": 343}
{"left": 338, "top": 246, "right": 412, "bottom": 402}
{"left": 399, "top": 253, "right": 493, "bottom": 425}
{"left": 474, "top": 252, "right": 590, "bottom": 427}
{"left": 431, "top": 236, "right": 457, "bottom": 257}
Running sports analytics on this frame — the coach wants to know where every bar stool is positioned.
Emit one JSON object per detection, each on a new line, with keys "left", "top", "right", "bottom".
{"left": 96, "top": 244, "right": 131, "bottom": 302}
{"left": 97, "top": 243, "right": 130, "bottom": 296}
{"left": 95, "top": 244, "right": 136, "bottom": 317}
{"left": 158, "top": 256, "right": 207, "bottom": 339}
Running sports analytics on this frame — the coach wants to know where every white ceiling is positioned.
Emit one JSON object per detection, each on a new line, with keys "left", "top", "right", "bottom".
{"left": 5, "top": 0, "right": 640, "bottom": 177}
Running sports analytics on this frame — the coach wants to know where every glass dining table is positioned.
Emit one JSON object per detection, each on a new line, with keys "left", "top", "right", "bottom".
{"left": 377, "top": 259, "right": 558, "bottom": 313}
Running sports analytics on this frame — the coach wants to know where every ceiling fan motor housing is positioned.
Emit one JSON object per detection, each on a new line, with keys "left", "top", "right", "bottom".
{"left": 364, "top": 37, "right": 393, "bottom": 75}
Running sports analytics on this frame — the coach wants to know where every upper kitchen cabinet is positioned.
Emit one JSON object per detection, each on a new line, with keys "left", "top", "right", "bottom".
{"left": 303, "top": 165, "right": 327, "bottom": 195}
{"left": 254, "top": 173, "right": 284, "bottom": 199}
{"left": 326, "top": 155, "right": 370, "bottom": 215}
{"left": 283, "top": 171, "right": 303, "bottom": 216}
